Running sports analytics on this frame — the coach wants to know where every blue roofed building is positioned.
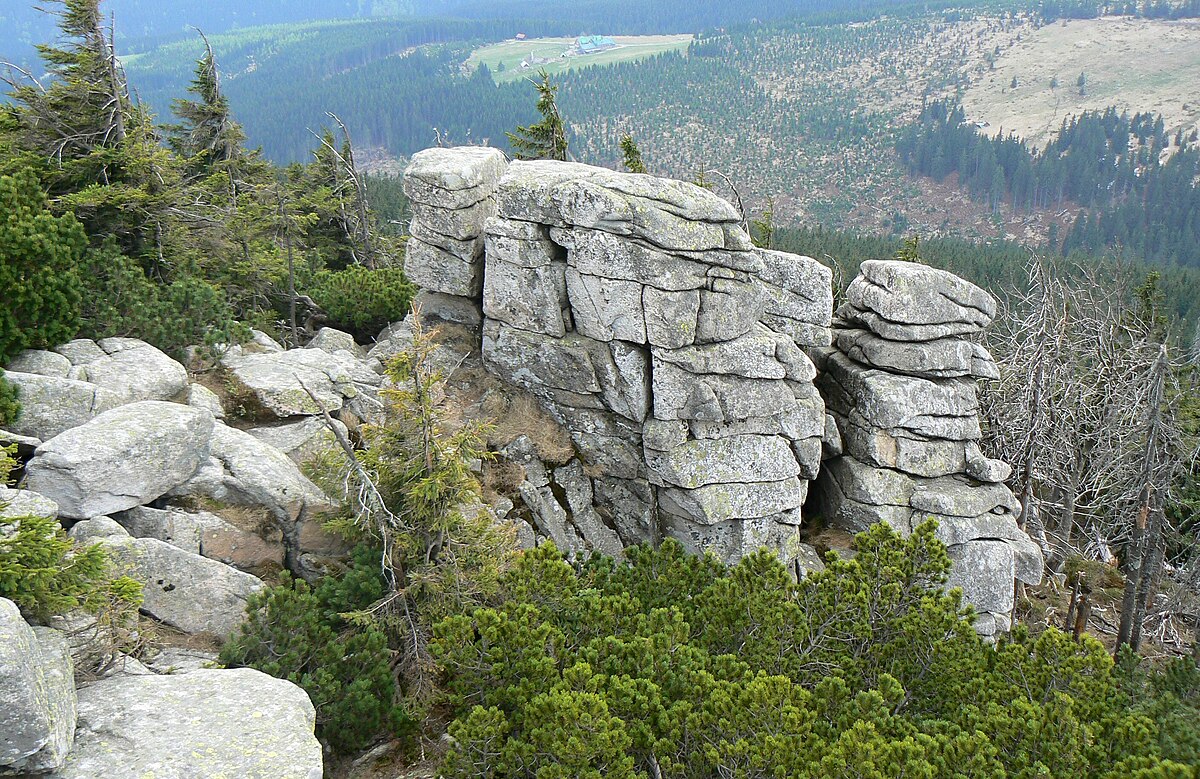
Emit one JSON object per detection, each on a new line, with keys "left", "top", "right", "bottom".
{"left": 575, "top": 35, "right": 617, "bottom": 54}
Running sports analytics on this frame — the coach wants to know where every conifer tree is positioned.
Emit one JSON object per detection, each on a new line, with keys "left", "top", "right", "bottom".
{"left": 619, "top": 133, "right": 646, "bottom": 173}
{"left": 506, "top": 70, "right": 568, "bottom": 161}
{"left": 167, "top": 33, "right": 246, "bottom": 181}
{"left": 1, "top": 0, "right": 178, "bottom": 260}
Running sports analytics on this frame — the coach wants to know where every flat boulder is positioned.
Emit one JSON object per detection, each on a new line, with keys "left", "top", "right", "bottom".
{"left": 221, "top": 348, "right": 379, "bottom": 419}
{"left": 5, "top": 349, "right": 71, "bottom": 378}
{"left": 48, "top": 668, "right": 322, "bottom": 779}
{"left": 846, "top": 260, "right": 996, "bottom": 331}
{"left": 0, "top": 599, "right": 75, "bottom": 775}
{"left": 1, "top": 370, "right": 123, "bottom": 441}
{"left": 169, "top": 422, "right": 331, "bottom": 522}
{"left": 75, "top": 338, "right": 189, "bottom": 403}
{"left": 25, "top": 401, "right": 215, "bottom": 520}
{"left": 77, "top": 519, "right": 264, "bottom": 637}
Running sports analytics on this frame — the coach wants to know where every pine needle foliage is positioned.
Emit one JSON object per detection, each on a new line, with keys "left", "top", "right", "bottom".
{"left": 433, "top": 521, "right": 1198, "bottom": 778}
{"left": 620, "top": 133, "right": 647, "bottom": 173}
{"left": 507, "top": 70, "right": 568, "bottom": 161}
{"left": 312, "top": 313, "right": 515, "bottom": 718}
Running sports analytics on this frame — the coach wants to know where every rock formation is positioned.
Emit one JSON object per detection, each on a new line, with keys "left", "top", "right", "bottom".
{"left": 403, "top": 147, "right": 1042, "bottom": 637}
{"left": 405, "top": 148, "right": 832, "bottom": 565}
{"left": 814, "top": 260, "right": 1043, "bottom": 637}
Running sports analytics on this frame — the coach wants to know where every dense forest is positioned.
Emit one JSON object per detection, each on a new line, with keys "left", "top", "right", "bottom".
{"left": 897, "top": 101, "right": 1200, "bottom": 268}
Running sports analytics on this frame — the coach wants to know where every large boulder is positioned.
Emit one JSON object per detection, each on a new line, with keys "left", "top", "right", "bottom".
{"left": 74, "top": 519, "right": 264, "bottom": 637}
{"left": 0, "top": 599, "right": 75, "bottom": 775}
{"left": 836, "top": 328, "right": 999, "bottom": 380}
{"left": 403, "top": 146, "right": 507, "bottom": 209}
{"left": 0, "top": 371, "right": 123, "bottom": 441}
{"left": 73, "top": 338, "right": 189, "bottom": 403}
{"left": 169, "top": 422, "right": 331, "bottom": 522}
{"left": 48, "top": 668, "right": 322, "bottom": 779}
{"left": 5, "top": 349, "right": 71, "bottom": 378}
{"left": 221, "top": 348, "right": 380, "bottom": 419}
{"left": 844, "top": 260, "right": 996, "bottom": 336}
{"left": 0, "top": 486, "right": 59, "bottom": 522}
{"left": 24, "top": 402, "right": 215, "bottom": 520}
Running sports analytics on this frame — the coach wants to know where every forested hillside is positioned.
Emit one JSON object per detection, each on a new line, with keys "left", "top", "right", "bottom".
{"left": 898, "top": 102, "right": 1200, "bottom": 267}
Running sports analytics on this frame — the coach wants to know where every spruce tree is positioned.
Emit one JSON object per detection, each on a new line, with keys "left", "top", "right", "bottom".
{"left": 506, "top": 70, "right": 568, "bottom": 161}
{"left": 619, "top": 133, "right": 647, "bottom": 173}
{"left": 168, "top": 34, "right": 246, "bottom": 181}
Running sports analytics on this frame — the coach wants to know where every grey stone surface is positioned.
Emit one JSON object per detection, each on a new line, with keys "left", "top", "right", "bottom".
{"left": 946, "top": 540, "right": 1015, "bottom": 615}
{"left": 645, "top": 434, "right": 799, "bottom": 489}
{"left": 643, "top": 286, "right": 701, "bottom": 349}
{"left": 847, "top": 260, "right": 997, "bottom": 331}
{"left": 113, "top": 505, "right": 225, "bottom": 554}
{"left": 49, "top": 668, "right": 322, "bottom": 779}
{"left": 186, "top": 383, "right": 226, "bottom": 419}
{"left": 656, "top": 324, "right": 813, "bottom": 381}
{"left": 96, "top": 531, "right": 264, "bottom": 637}
{"left": 0, "top": 600, "right": 75, "bottom": 775}
{"left": 837, "top": 328, "right": 999, "bottom": 380}
{"left": 756, "top": 249, "right": 834, "bottom": 332}
{"left": 169, "top": 422, "right": 330, "bottom": 521}
{"left": 659, "top": 477, "right": 806, "bottom": 524}
{"left": 566, "top": 270, "right": 647, "bottom": 343}
{"left": 405, "top": 237, "right": 485, "bottom": 298}
{"left": 306, "top": 327, "right": 365, "bottom": 359}
{"left": 221, "top": 347, "right": 379, "bottom": 419}
{"left": 483, "top": 255, "right": 568, "bottom": 336}
{"left": 1, "top": 370, "right": 123, "bottom": 441}
{"left": 247, "top": 416, "right": 345, "bottom": 465}
{"left": 566, "top": 229, "right": 707, "bottom": 291}
{"left": 25, "top": 401, "right": 215, "bottom": 520}
{"left": 662, "top": 514, "right": 801, "bottom": 565}
{"left": 695, "top": 277, "right": 767, "bottom": 343}
{"left": 410, "top": 197, "right": 497, "bottom": 241}
{"left": 403, "top": 145, "right": 506, "bottom": 208}
{"left": 821, "top": 351, "right": 980, "bottom": 439}
{"left": 483, "top": 321, "right": 601, "bottom": 396}
{"left": 652, "top": 360, "right": 796, "bottom": 422}
{"left": 75, "top": 338, "right": 189, "bottom": 403}
{"left": 6, "top": 349, "right": 71, "bottom": 378}
{"left": 53, "top": 340, "right": 106, "bottom": 367}
{"left": 553, "top": 460, "right": 624, "bottom": 558}
{"left": 0, "top": 486, "right": 59, "bottom": 522}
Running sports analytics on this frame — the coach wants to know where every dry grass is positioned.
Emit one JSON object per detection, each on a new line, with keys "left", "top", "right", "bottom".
{"left": 961, "top": 17, "right": 1200, "bottom": 149}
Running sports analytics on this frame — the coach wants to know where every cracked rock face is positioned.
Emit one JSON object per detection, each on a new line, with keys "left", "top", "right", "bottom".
{"left": 24, "top": 401, "right": 215, "bottom": 520}
{"left": 815, "top": 260, "right": 1041, "bottom": 638}
{"left": 402, "top": 149, "right": 1038, "bottom": 637}
{"left": 403, "top": 149, "right": 831, "bottom": 566}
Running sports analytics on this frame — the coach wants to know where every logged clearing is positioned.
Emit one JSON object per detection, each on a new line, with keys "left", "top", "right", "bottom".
{"left": 961, "top": 17, "right": 1200, "bottom": 149}
{"left": 466, "top": 34, "right": 692, "bottom": 83}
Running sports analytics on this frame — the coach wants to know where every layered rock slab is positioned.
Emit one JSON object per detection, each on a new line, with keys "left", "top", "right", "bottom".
{"left": 815, "top": 260, "right": 1040, "bottom": 638}
{"left": 0, "top": 599, "right": 75, "bottom": 775}
{"left": 404, "top": 150, "right": 833, "bottom": 564}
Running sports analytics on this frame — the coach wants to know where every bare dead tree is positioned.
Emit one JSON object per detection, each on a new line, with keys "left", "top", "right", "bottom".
{"left": 311, "top": 113, "right": 378, "bottom": 269}
{"left": 1116, "top": 346, "right": 1181, "bottom": 651}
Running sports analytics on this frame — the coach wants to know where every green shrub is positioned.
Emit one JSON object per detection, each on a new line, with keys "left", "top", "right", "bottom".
{"left": 0, "top": 377, "right": 18, "bottom": 429}
{"left": 220, "top": 574, "right": 407, "bottom": 753}
{"left": 77, "top": 241, "right": 249, "bottom": 359}
{"left": 306, "top": 264, "right": 415, "bottom": 341}
{"left": 432, "top": 522, "right": 1197, "bottom": 778}
{"left": 0, "top": 513, "right": 110, "bottom": 621}
{"left": 0, "top": 170, "right": 85, "bottom": 364}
